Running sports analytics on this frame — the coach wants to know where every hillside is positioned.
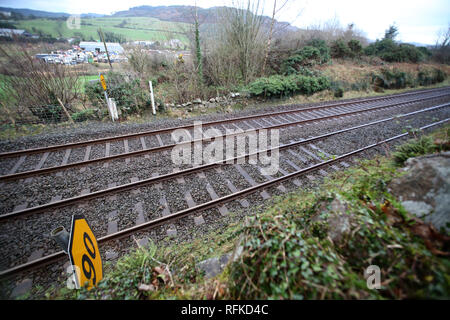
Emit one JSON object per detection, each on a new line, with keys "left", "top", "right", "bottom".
{"left": 1, "top": 5, "right": 298, "bottom": 43}
{"left": 9, "top": 17, "right": 190, "bottom": 44}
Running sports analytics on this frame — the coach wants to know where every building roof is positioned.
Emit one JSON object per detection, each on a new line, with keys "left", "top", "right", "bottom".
{"left": 79, "top": 41, "right": 124, "bottom": 53}
{"left": 0, "top": 28, "right": 25, "bottom": 35}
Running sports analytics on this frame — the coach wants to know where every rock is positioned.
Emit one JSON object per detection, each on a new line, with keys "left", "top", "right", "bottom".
{"left": 10, "top": 279, "right": 32, "bottom": 298}
{"left": 209, "top": 98, "right": 216, "bottom": 103}
{"left": 193, "top": 98, "right": 202, "bottom": 104}
{"left": 389, "top": 152, "right": 450, "bottom": 233}
{"left": 138, "top": 283, "right": 155, "bottom": 292}
{"left": 327, "top": 199, "right": 351, "bottom": 243}
{"left": 185, "top": 101, "right": 192, "bottom": 106}
{"left": 105, "top": 250, "right": 118, "bottom": 261}
{"left": 312, "top": 197, "right": 351, "bottom": 244}
{"left": 198, "top": 254, "right": 231, "bottom": 279}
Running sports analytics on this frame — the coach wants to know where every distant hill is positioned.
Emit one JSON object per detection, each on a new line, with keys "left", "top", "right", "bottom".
{"left": 113, "top": 5, "right": 298, "bottom": 32}
{"left": 0, "top": 5, "right": 297, "bottom": 31}
{"left": 0, "top": 7, "right": 70, "bottom": 18}
{"left": 0, "top": 5, "right": 298, "bottom": 44}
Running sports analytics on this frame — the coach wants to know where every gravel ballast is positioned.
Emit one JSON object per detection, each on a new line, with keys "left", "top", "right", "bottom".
{"left": 0, "top": 89, "right": 449, "bottom": 299}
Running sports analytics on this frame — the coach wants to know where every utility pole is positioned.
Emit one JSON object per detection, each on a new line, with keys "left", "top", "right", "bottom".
{"left": 98, "top": 27, "right": 113, "bottom": 69}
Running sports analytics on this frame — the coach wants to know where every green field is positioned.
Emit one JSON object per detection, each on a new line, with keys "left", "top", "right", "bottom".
{"left": 11, "top": 17, "right": 190, "bottom": 44}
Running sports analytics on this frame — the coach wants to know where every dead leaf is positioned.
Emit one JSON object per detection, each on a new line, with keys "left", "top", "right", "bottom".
{"left": 381, "top": 201, "right": 403, "bottom": 226}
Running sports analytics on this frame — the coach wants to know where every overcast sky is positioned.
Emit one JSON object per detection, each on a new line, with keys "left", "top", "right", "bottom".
{"left": 1, "top": 0, "right": 449, "bottom": 44}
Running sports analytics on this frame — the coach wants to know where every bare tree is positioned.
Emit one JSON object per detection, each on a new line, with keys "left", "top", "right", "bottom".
{"left": 261, "top": 0, "right": 290, "bottom": 75}
{"left": 221, "top": 0, "right": 266, "bottom": 84}
{"left": 0, "top": 42, "right": 82, "bottom": 123}
{"left": 433, "top": 24, "right": 450, "bottom": 64}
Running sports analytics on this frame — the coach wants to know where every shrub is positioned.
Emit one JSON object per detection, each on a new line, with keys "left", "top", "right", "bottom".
{"left": 306, "top": 38, "right": 331, "bottom": 64}
{"left": 85, "top": 72, "right": 151, "bottom": 117}
{"left": 229, "top": 153, "right": 450, "bottom": 299}
{"left": 417, "top": 68, "right": 447, "bottom": 86}
{"left": 348, "top": 39, "right": 363, "bottom": 57}
{"left": 248, "top": 74, "right": 330, "bottom": 98}
{"left": 331, "top": 39, "right": 351, "bottom": 58}
{"left": 282, "top": 40, "right": 330, "bottom": 75}
{"left": 334, "top": 87, "right": 344, "bottom": 98}
{"left": 71, "top": 109, "right": 98, "bottom": 122}
{"left": 364, "top": 38, "right": 427, "bottom": 63}
{"left": 282, "top": 46, "right": 322, "bottom": 74}
{"left": 372, "top": 68, "right": 414, "bottom": 89}
{"left": 392, "top": 135, "right": 442, "bottom": 165}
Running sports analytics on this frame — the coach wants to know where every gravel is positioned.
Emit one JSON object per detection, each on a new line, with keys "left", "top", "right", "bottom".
{"left": 0, "top": 89, "right": 449, "bottom": 299}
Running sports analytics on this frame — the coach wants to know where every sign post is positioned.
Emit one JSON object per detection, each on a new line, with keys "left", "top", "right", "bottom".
{"left": 149, "top": 81, "right": 156, "bottom": 115}
{"left": 99, "top": 73, "right": 117, "bottom": 122}
{"left": 68, "top": 215, "right": 103, "bottom": 290}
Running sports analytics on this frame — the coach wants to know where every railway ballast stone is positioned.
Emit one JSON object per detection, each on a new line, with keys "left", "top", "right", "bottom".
{"left": 389, "top": 152, "right": 450, "bottom": 233}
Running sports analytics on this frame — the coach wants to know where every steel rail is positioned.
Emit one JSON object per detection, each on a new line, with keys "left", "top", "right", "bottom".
{"left": 1, "top": 118, "right": 447, "bottom": 279}
{"left": 0, "top": 86, "right": 448, "bottom": 159}
{"left": 1, "top": 102, "right": 448, "bottom": 223}
{"left": 1, "top": 91, "right": 449, "bottom": 182}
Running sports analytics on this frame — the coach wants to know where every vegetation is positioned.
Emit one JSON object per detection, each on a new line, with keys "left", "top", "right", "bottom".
{"left": 248, "top": 74, "right": 330, "bottom": 97}
{"left": 84, "top": 71, "right": 151, "bottom": 117}
{"left": 0, "top": 4, "right": 449, "bottom": 127}
{"left": 0, "top": 44, "right": 81, "bottom": 123}
{"left": 372, "top": 67, "right": 447, "bottom": 90}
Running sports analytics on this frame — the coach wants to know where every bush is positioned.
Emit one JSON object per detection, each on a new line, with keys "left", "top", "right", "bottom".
{"left": 348, "top": 39, "right": 363, "bottom": 57}
{"left": 417, "top": 68, "right": 447, "bottom": 86}
{"left": 331, "top": 39, "right": 351, "bottom": 58}
{"left": 71, "top": 109, "right": 98, "bottom": 122}
{"left": 85, "top": 72, "right": 151, "bottom": 117}
{"left": 364, "top": 38, "right": 427, "bottom": 63}
{"left": 248, "top": 74, "right": 330, "bottom": 98}
{"left": 372, "top": 67, "right": 446, "bottom": 90}
{"left": 282, "top": 40, "right": 330, "bottom": 75}
{"left": 392, "top": 135, "right": 438, "bottom": 166}
{"left": 282, "top": 46, "right": 322, "bottom": 74}
{"left": 334, "top": 87, "right": 344, "bottom": 98}
{"left": 229, "top": 153, "right": 450, "bottom": 299}
{"left": 306, "top": 38, "right": 331, "bottom": 64}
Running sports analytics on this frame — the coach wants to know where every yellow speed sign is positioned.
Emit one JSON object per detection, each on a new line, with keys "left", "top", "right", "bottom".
{"left": 100, "top": 74, "right": 107, "bottom": 91}
{"left": 68, "top": 215, "right": 103, "bottom": 290}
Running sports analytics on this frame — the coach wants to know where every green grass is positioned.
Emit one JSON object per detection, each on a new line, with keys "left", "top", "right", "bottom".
{"left": 11, "top": 17, "right": 190, "bottom": 44}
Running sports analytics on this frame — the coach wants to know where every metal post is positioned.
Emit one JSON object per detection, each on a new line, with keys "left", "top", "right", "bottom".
{"left": 149, "top": 81, "right": 156, "bottom": 115}
{"left": 51, "top": 226, "right": 70, "bottom": 253}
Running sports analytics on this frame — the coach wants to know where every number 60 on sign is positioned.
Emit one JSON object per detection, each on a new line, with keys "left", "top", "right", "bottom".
{"left": 68, "top": 215, "right": 103, "bottom": 290}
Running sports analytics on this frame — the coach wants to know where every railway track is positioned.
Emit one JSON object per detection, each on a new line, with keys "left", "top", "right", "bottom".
{"left": 0, "top": 99, "right": 448, "bottom": 280}
{"left": 0, "top": 86, "right": 447, "bottom": 160}
{"left": 0, "top": 87, "right": 449, "bottom": 182}
{"left": 0, "top": 100, "right": 449, "bottom": 222}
